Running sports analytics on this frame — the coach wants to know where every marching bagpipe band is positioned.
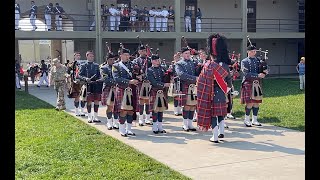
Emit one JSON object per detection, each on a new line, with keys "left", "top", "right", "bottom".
{"left": 79, "top": 51, "right": 104, "bottom": 102}
{"left": 100, "top": 42, "right": 117, "bottom": 107}
{"left": 182, "top": 36, "right": 198, "bottom": 106}
{"left": 67, "top": 58, "right": 82, "bottom": 98}
{"left": 117, "top": 42, "right": 135, "bottom": 111}
{"left": 136, "top": 35, "right": 152, "bottom": 101}
{"left": 246, "top": 35, "right": 269, "bottom": 101}
{"left": 148, "top": 51, "right": 168, "bottom": 112}
{"left": 229, "top": 51, "right": 241, "bottom": 80}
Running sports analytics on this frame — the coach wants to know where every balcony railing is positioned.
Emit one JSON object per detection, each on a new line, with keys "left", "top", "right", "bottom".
{"left": 248, "top": 18, "right": 305, "bottom": 32}
{"left": 15, "top": 13, "right": 305, "bottom": 33}
{"left": 180, "top": 17, "right": 243, "bottom": 32}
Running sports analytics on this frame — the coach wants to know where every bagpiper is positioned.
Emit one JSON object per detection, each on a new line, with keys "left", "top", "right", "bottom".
{"left": 147, "top": 53, "right": 171, "bottom": 133}
{"left": 112, "top": 48, "right": 139, "bottom": 136}
{"left": 100, "top": 52, "right": 119, "bottom": 130}
{"left": 197, "top": 33, "right": 232, "bottom": 143}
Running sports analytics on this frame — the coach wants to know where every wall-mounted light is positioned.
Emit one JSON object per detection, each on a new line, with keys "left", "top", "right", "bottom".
{"left": 272, "top": 0, "right": 277, "bottom": 4}
{"left": 234, "top": 0, "right": 238, "bottom": 8}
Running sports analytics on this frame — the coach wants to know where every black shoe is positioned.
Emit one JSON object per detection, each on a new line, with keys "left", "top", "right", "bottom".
{"left": 121, "top": 133, "right": 127, "bottom": 137}
{"left": 88, "top": 120, "right": 93, "bottom": 123}
{"left": 218, "top": 134, "right": 224, "bottom": 138}
{"left": 159, "top": 130, "right": 166, "bottom": 133}
{"left": 113, "top": 126, "right": 119, "bottom": 129}
{"left": 153, "top": 131, "right": 159, "bottom": 134}
{"left": 189, "top": 128, "right": 197, "bottom": 131}
{"left": 182, "top": 127, "right": 189, "bottom": 132}
{"left": 93, "top": 120, "right": 101, "bottom": 123}
{"left": 37, "top": 85, "right": 40, "bottom": 88}
{"left": 193, "top": 119, "right": 197, "bottom": 122}
{"left": 107, "top": 127, "right": 112, "bottom": 130}
{"left": 139, "top": 123, "right": 144, "bottom": 126}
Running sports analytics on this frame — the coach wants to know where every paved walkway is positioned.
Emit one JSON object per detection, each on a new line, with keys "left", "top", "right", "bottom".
{"left": 21, "top": 82, "right": 305, "bottom": 180}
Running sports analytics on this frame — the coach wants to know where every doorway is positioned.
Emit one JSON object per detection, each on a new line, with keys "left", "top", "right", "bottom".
{"left": 247, "top": 0, "right": 256, "bottom": 32}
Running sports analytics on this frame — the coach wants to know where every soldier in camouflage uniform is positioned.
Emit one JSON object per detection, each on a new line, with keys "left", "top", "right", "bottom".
{"left": 51, "top": 58, "right": 68, "bottom": 110}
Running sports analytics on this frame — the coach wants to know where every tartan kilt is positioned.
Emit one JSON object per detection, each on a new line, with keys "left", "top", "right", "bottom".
{"left": 174, "top": 83, "right": 189, "bottom": 107}
{"left": 212, "top": 102, "right": 228, "bottom": 116}
{"left": 114, "top": 85, "right": 136, "bottom": 113}
{"left": 240, "top": 81, "right": 263, "bottom": 104}
{"left": 101, "top": 86, "right": 112, "bottom": 106}
{"left": 137, "top": 81, "right": 151, "bottom": 101}
{"left": 149, "top": 88, "right": 168, "bottom": 112}
{"left": 86, "top": 93, "right": 102, "bottom": 102}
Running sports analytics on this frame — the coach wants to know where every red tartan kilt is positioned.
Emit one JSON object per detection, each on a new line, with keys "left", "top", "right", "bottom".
{"left": 149, "top": 89, "right": 168, "bottom": 112}
{"left": 101, "top": 87, "right": 111, "bottom": 106}
{"left": 114, "top": 86, "right": 137, "bottom": 113}
{"left": 174, "top": 83, "right": 189, "bottom": 106}
{"left": 240, "top": 82, "right": 262, "bottom": 104}
{"left": 211, "top": 102, "right": 227, "bottom": 116}
{"left": 86, "top": 93, "right": 101, "bottom": 102}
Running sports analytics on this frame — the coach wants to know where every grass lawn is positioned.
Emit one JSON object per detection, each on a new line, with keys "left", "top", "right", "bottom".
{"left": 169, "top": 78, "right": 305, "bottom": 131}
{"left": 232, "top": 78, "right": 305, "bottom": 131}
{"left": 15, "top": 91, "right": 190, "bottom": 180}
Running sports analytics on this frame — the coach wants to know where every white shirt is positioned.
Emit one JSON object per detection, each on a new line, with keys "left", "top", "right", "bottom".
{"left": 109, "top": 8, "right": 117, "bottom": 16}
{"left": 162, "top": 10, "right": 169, "bottom": 18}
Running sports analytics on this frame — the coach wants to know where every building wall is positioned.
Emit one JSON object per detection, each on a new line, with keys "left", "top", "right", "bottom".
{"left": 256, "top": 0, "right": 299, "bottom": 32}
{"left": 17, "top": 0, "right": 301, "bottom": 32}
{"left": 249, "top": 39, "right": 299, "bottom": 75}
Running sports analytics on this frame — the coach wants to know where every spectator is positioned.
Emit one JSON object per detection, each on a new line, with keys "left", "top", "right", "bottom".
{"left": 296, "top": 57, "right": 305, "bottom": 90}
{"left": 196, "top": 8, "right": 202, "bottom": 32}
{"left": 168, "top": 6, "right": 175, "bottom": 32}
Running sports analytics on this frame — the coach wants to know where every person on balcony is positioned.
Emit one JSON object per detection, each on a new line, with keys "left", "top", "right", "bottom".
{"left": 15, "top": 0, "right": 20, "bottom": 30}
{"left": 130, "top": 5, "right": 138, "bottom": 32}
{"left": 103, "top": 4, "right": 109, "bottom": 31}
{"left": 184, "top": 7, "right": 192, "bottom": 32}
{"left": 109, "top": 4, "right": 117, "bottom": 31}
{"left": 54, "top": 3, "right": 65, "bottom": 31}
{"left": 89, "top": 4, "right": 105, "bottom": 31}
{"left": 168, "top": 6, "right": 175, "bottom": 32}
{"left": 141, "top": 7, "right": 149, "bottom": 32}
{"left": 116, "top": 7, "right": 121, "bottom": 31}
{"left": 29, "top": 1, "right": 38, "bottom": 31}
{"left": 44, "top": 3, "right": 54, "bottom": 31}
{"left": 149, "top": 7, "right": 156, "bottom": 32}
{"left": 196, "top": 8, "right": 202, "bottom": 32}
{"left": 155, "top": 7, "right": 162, "bottom": 32}
{"left": 161, "top": 6, "right": 169, "bottom": 32}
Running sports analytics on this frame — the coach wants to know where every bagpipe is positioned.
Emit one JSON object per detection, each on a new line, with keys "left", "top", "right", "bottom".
{"left": 247, "top": 35, "right": 269, "bottom": 74}
{"left": 100, "top": 42, "right": 116, "bottom": 107}
{"left": 67, "top": 60, "right": 81, "bottom": 98}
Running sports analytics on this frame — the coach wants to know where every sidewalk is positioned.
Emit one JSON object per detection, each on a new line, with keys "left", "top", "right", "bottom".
{"left": 23, "top": 83, "right": 305, "bottom": 180}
